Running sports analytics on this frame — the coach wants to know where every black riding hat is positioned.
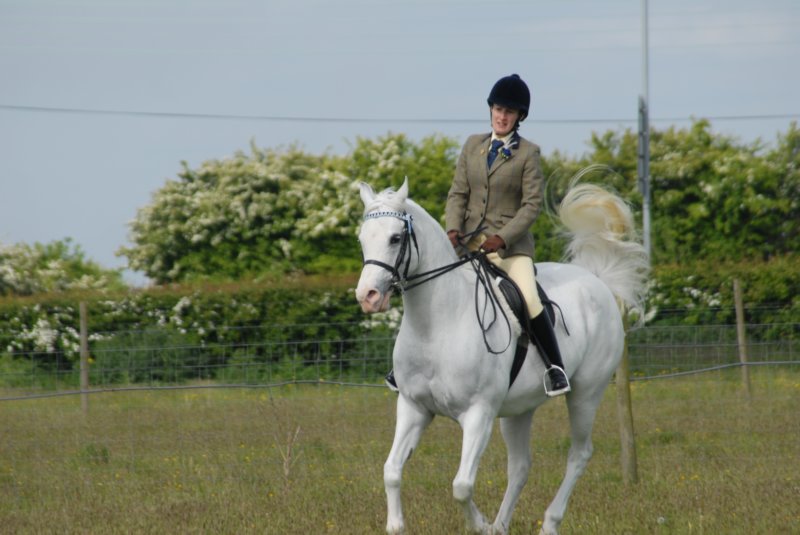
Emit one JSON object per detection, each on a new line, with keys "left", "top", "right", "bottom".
{"left": 487, "top": 74, "right": 531, "bottom": 121}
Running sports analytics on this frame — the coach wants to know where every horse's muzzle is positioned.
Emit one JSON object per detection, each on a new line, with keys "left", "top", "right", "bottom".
{"left": 356, "top": 287, "right": 393, "bottom": 313}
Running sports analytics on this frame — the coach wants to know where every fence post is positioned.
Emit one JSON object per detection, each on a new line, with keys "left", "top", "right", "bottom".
{"left": 79, "top": 301, "right": 89, "bottom": 415}
{"left": 733, "top": 278, "right": 752, "bottom": 400}
{"left": 616, "top": 311, "right": 639, "bottom": 484}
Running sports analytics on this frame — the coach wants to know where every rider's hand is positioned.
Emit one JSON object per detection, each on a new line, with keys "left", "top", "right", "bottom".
{"left": 480, "top": 234, "right": 506, "bottom": 253}
{"left": 447, "top": 230, "right": 462, "bottom": 249}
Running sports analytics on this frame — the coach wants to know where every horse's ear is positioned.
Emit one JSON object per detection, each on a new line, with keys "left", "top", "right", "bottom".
{"left": 397, "top": 177, "right": 409, "bottom": 202}
{"left": 359, "top": 182, "right": 376, "bottom": 206}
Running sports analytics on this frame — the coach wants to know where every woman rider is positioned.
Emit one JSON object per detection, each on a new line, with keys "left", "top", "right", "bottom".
{"left": 386, "top": 73, "right": 570, "bottom": 397}
{"left": 445, "top": 73, "right": 570, "bottom": 396}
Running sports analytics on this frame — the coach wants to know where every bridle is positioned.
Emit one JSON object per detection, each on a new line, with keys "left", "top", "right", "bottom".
{"left": 361, "top": 210, "right": 419, "bottom": 292}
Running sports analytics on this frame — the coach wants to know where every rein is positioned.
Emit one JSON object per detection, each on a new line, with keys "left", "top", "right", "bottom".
{"left": 401, "top": 225, "right": 490, "bottom": 291}
{"left": 362, "top": 210, "right": 513, "bottom": 354}
{"left": 469, "top": 254, "right": 515, "bottom": 355}
{"left": 362, "top": 210, "right": 486, "bottom": 293}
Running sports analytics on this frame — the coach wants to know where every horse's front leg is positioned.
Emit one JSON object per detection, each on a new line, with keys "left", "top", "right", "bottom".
{"left": 384, "top": 394, "right": 433, "bottom": 535}
{"left": 453, "top": 406, "right": 496, "bottom": 534}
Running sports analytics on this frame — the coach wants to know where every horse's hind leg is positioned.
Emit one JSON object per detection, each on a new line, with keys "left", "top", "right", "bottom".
{"left": 453, "top": 406, "right": 496, "bottom": 533}
{"left": 540, "top": 388, "right": 605, "bottom": 535}
{"left": 492, "top": 411, "right": 534, "bottom": 534}
{"left": 385, "top": 394, "right": 433, "bottom": 535}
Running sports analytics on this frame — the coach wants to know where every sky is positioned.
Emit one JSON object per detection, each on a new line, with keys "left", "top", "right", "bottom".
{"left": 1, "top": 0, "right": 798, "bottom": 286}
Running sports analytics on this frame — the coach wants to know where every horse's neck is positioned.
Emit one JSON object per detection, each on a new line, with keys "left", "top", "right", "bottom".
{"left": 400, "top": 205, "right": 475, "bottom": 328}
{"left": 401, "top": 260, "right": 474, "bottom": 333}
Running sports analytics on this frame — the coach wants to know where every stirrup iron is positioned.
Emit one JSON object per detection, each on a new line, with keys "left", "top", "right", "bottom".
{"left": 543, "top": 365, "right": 571, "bottom": 397}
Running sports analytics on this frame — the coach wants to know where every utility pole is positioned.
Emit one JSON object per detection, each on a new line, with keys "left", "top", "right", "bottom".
{"left": 638, "top": 0, "right": 652, "bottom": 259}
{"left": 616, "top": 0, "right": 651, "bottom": 486}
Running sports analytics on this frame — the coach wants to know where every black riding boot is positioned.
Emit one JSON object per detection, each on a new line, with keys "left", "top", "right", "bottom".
{"left": 528, "top": 312, "right": 571, "bottom": 397}
{"left": 384, "top": 369, "right": 399, "bottom": 393}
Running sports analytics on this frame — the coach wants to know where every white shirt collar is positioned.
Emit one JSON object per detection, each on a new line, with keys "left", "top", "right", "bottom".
{"left": 490, "top": 132, "right": 513, "bottom": 145}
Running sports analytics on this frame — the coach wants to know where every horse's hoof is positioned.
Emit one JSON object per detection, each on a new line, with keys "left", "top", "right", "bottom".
{"left": 487, "top": 523, "right": 508, "bottom": 535}
{"left": 386, "top": 522, "right": 404, "bottom": 535}
{"left": 464, "top": 517, "right": 490, "bottom": 534}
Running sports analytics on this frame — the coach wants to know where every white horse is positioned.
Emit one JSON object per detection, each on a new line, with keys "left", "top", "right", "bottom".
{"left": 356, "top": 178, "right": 648, "bottom": 535}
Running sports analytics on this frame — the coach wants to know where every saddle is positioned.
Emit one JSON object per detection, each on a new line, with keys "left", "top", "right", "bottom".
{"left": 482, "top": 261, "right": 567, "bottom": 388}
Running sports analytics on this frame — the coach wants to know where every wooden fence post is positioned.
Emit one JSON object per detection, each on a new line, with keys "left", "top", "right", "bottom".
{"left": 79, "top": 301, "right": 89, "bottom": 415}
{"left": 616, "top": 312, "right": 639, "bottom": 484}
{"left": 733, "top": 278, "right": 752, "bottom": 400}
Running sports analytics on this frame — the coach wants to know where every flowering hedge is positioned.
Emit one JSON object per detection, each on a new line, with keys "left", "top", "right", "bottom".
{"left": 649, "top": 255, "right": 800, "bottom": 327}
{"left": 118, "top": 134, "right": 459, "bottom": 283}
{"left": 113, "top": 122, "right": 800, "bottom": 288}
{"left": 0, "top": 239, "right": 125, "bottom": 297}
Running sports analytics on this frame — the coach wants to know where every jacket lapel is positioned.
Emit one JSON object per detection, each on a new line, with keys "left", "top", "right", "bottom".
{"left": 477, "top": 133, "right": 492, "bottom": 181}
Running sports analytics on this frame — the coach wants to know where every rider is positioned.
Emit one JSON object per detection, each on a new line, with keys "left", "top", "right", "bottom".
{"left": 445, "top": 73, "right": 570, "bottom": 397}
{"left": 385, "top": 73, "right": 570, "bottom": 397}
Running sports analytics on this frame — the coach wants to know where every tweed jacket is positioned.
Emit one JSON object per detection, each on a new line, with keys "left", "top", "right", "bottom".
{"left": 444, "top": 132, "right": 544, "bottom": 259}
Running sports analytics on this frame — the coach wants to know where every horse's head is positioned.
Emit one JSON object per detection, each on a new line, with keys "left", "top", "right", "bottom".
{"left": 355, "top": 179, "right": 414, "bottom": 313}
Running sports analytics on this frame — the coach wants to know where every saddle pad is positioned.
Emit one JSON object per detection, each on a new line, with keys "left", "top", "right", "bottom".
{"left": 495, "top": 273, "right": 556, "bottom": 330}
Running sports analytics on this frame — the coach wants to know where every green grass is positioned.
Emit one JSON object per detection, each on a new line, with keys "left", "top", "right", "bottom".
{"left": 1, "top": 368, "right": 798, "bottom": 534}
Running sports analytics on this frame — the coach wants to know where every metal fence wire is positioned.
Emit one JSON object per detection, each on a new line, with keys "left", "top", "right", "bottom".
{"left": 628, "top": 322, "right": 797, "bottom": 378}
{"left": 1, "top": 320, "right": 798, "bottom": 401}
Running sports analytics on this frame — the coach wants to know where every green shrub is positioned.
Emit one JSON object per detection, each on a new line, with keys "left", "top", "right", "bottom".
{"left": 649, "top": 255, "right": 800, "bottom": 329}
{"left": 90, "top": 329, "right": 209, "bottom": 385}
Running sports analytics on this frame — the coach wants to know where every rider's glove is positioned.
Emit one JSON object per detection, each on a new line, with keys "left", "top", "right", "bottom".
{"left": 447, "top": 230, "right": 462, "bottom": 249}
{"left": 480, "top": 234, "right": 506, "bottom": 253}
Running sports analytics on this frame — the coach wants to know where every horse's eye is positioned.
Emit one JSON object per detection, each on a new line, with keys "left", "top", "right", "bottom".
{"left": 390, "top": 234, "right": 402, "bottom": 245}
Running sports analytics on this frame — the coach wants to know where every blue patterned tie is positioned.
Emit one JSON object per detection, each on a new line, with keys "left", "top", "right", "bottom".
{"left": 487, "top": 139, "right": 504, "bottom": 169}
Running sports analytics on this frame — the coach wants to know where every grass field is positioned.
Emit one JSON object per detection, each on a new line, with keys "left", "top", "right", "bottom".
{"left": 1, "top": 368, "right": 798, "bottom": 534}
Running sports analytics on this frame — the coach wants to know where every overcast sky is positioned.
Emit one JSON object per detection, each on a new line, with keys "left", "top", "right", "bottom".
{"left": 1, "top": 0, "right": 798, "bottom": 285}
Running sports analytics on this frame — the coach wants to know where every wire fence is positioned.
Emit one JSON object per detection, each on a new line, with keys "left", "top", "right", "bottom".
{"left": 627, "top": 322, "right": 798, "bottom": 379}
{"left": 1, "top": 319, "right": 797, "bottom": 401}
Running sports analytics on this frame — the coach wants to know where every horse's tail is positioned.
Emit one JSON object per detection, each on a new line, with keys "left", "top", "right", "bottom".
{"left": 557, "top": 179, "right": 650, "bottom": 326}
